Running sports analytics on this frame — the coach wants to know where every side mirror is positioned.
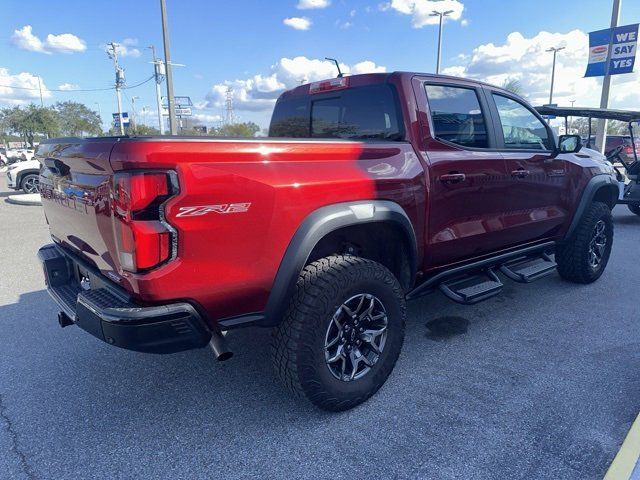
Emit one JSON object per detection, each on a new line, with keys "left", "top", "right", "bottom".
{"left": 557, "top": 134, "right": 582, "bottom": 154}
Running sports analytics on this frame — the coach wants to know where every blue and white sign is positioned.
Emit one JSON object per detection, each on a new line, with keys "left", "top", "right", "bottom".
{"left": 585, "top": 23, "right": 638, "bottom": 77}
{"left": 112, "top": 112, "right": 130, "bottom": 128}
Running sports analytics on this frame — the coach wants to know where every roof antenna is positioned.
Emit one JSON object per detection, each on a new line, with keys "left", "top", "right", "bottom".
{"left": 325, "top": 57, "right": 343, "bottom": 78}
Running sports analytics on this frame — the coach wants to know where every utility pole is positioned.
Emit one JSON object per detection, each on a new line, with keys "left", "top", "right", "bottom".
{"left": 107, "top": 42, "right": 125, "bottom": 135}
{"left": 160, "top": 0, "right": 177, "bottom": 135}
{"left": 37, "top": 76, "right": 44, "bottom": 107}
{"left": 430, "top": 10, "right": 453, "bottom": 74}
{"left": 148, "top": 45, "right": 166, "bottom": 134}
{"left": 546, "top": 46, "right": 565, "bottom": 105}
{"left": 595, "top": 0, "right": 622, "bottom": 153}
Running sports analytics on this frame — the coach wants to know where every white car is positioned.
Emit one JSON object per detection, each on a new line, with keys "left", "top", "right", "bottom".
{"left": 6, "top": 159, "right": 41, "bottom": 193}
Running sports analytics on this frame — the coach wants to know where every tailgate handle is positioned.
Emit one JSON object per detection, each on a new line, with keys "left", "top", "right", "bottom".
{"left": 44, "top": 158, "right": 69, "bottom": 176}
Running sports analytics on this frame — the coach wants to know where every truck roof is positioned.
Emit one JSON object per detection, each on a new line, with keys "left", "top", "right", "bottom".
{"left": 279, "top": 71, "right": 507, "bottom": 99}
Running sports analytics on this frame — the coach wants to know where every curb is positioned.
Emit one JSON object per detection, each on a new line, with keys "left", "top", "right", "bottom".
{"left": 605, "top": 413, "right": 640, "bottom": 480}
{"left": 6, "top": 194, "right": 42, "bottom": 206}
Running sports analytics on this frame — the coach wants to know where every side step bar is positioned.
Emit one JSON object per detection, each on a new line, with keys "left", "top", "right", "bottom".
{"left": 499, "top": 253, "right": 557, "bottom": 283}
{"left": 439, "top": 269, "right": 503, "bottom": 305}
{"left": 407, "top": 242, "right": 557, "bottom": 305}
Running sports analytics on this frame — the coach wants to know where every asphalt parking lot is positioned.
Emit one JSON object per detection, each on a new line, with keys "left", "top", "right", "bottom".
{"left": 1, "top": 180, "right": 639, "bottom": 480}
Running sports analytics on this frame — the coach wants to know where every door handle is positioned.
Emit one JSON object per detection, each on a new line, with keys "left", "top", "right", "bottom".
{"left": 511, "top": 169, "right": 530, "bottom": 178}
{"left": 440, "top": 173, "right": 466, "bottom": 184}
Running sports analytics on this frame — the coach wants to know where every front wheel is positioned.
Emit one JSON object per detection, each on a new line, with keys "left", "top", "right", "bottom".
{"left": 556, "top": 202, "right": 613, "bottom": 284}
{"left": 271, "top": 255, "right": 405, "bottom": 411}
{"left": 20, "top": 174, "right": 39, "bottom": 194}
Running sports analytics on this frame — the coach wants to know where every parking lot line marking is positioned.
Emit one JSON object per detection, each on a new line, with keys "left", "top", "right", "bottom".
{"left": 605, "top": 413, "right": 640, "bottom": 480}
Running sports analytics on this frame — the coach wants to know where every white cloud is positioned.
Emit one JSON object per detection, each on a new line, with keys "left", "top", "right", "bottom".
{"left": 0, "top": 68, "right": 51, "bottom": 106}
{"left": 297, "top": 0, "right": 330, "bottom": 9}
{"left": 192, "top": 112, "right": 223, "bottom": 124}
{"left": 283, "top": 17, "right": 312, "bottom": 30}
{"left": 382, "top": 0, "right": 464, "bottom": 27}
{"left": 107, "top": 38, "right": 141, "bottom": 58}
{"left": 461, "top": 18, "right": 469, "bottom": 27}
{"left": 336, "top": 19, "right": 353, "bottom": 29}
{"left": 441, "top": 29, "right": 640, "bottom": 110}
{"left": 204, "top": 56, "right": 387, "bottom": 112}
{"left": 11, "top": 25, "right": 86, "bottom": 54}
{"left": 58, "top": 83, "right": 79, "bottom": 91}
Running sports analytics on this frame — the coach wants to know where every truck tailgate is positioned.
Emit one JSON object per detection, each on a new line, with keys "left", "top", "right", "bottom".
{"left": 38, "top": 138, "right": 119, "bottom": 275}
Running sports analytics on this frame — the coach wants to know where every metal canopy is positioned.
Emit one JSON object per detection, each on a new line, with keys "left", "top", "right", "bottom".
{"left": 535, "top": 106, "right": 640, "bottom": 123}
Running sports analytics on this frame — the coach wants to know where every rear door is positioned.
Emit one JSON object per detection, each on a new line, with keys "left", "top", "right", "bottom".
{"left": 484, "top": 89, "right": 569, "bottom": 244}
{"left": 417, "top": 79, "right": 512, "bottom": 266}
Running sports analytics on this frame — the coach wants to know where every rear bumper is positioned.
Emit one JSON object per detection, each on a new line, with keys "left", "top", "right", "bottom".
{"left": 38, "top": 244, "right": 212, "bottom": 354}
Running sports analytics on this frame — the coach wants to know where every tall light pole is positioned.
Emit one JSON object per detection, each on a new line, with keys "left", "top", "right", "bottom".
{"left": 148, "top": 45, "right": 166, "bottom": 134}
{"left": 430, "top": 10, "right": 453, "bottom": 74}
{"left": 595, "top": 0, "right": 622, "bottom": 153}
{"left": 130, "top": 96, "right": 139, "bottom": 130}
{"left": 546, "top": 46, "right": 565, "bottom": 105}
{"left": 160, "top": 0, "right": 177, "bottom": 135}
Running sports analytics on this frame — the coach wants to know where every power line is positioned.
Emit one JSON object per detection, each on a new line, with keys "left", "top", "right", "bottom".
{"left": 0, "top": 75, "right": 154, "bottom": 93}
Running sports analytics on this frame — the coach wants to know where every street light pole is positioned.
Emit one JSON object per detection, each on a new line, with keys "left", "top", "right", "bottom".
{"left": 595, "top": 0, "right": 622, "bottom": 153}
{"left": 160, "top": 0, "right": 177, "bottom": 135}
{"left": 430, "top": 10, "right": 453, "bottom": 74}
{"left": 546, "top": 46, "right": 565, "bottom": 105}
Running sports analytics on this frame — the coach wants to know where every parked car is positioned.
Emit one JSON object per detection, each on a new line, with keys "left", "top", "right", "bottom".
{"left": 37, "top": 72, "right": 618, "bottom": 411}
{"left": 20, "top": 149, "right": 35, "bottom": 161}
{"left": 6, "top": 159, "right": 41, "bottom": 193}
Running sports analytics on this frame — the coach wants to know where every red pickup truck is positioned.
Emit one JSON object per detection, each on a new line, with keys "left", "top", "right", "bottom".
{"left": 37, "top": 72, "right": 618, "bottom": 411}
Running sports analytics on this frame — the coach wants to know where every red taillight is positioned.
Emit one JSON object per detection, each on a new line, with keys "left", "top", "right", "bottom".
{"left": 113, "top": 171, "right": 176, "bottom": 273}
{"left": 309, "top": 77, "right": 349, "bottom": 94}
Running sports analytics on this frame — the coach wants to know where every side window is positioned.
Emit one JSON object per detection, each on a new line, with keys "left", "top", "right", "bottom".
{"left": 492, "top": 94, "right": 553, "bottom": 150}
{"left": 424, "top": 84, "right": 489, "bottom": 149}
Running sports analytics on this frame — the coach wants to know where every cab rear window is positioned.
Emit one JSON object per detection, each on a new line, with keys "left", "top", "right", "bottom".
{"left": 269, "top": 84, "right": 404, "bottom": 140}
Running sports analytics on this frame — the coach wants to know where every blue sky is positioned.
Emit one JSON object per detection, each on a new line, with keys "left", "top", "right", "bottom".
{"left": 1, "top": 0, "right": 639, "bottom": 130}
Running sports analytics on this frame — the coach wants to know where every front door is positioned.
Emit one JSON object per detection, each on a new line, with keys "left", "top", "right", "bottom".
{"left": 485, "top": 90, "right": 569, "bottom": 244}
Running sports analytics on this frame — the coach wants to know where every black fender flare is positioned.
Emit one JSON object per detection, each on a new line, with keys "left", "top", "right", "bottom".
{"left": 16, "top": 169, "right": 40, "bottom": 188}
{"left": 564, "top": 175, "right": 619, "bottom": 240}
{"left": 261, "top": 200, "right": 417, "bottom": 327}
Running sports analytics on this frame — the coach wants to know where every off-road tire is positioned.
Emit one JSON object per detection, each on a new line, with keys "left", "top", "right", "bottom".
{"left": 271, "top": 255, "right": 405, "bottom": 411}
{"left": 628, "top": 204, "right": 640, "bottom": 216}
{"left": 556, "top": 202, "right": 613, "bottom": 284}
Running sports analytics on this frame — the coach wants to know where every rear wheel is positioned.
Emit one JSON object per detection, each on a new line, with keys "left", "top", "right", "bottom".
{"left": 628, "top": 204, "right": 640, "bottom": 216}
{"left": 556, "top": 202, "right": 613, "bottom": 284}
{"left": 20, "top": 174, "right": 39, "bottom": 194}
{"left": 271, "top": 255, "right": 405, "bottom": 411}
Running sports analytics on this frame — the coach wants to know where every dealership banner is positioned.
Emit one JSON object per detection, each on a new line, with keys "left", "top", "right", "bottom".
{"left": 585, "top": 23, "right": 638, "bottom": 77}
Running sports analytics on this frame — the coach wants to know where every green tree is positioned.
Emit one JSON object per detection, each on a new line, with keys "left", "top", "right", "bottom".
{"left": 0, "top": 104, "right": 60, "bottom": 147}
{"left": 501, "top": 78, "right": 524, "bottom": 96}
{"left": 210, "top": 122, "right": 260, "bottom": 137}
{"left": 130, "top": 124, "right": 160, "bottom": 135}
{"left": 54, "top": 101, "right": 102, "bottom": 137}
